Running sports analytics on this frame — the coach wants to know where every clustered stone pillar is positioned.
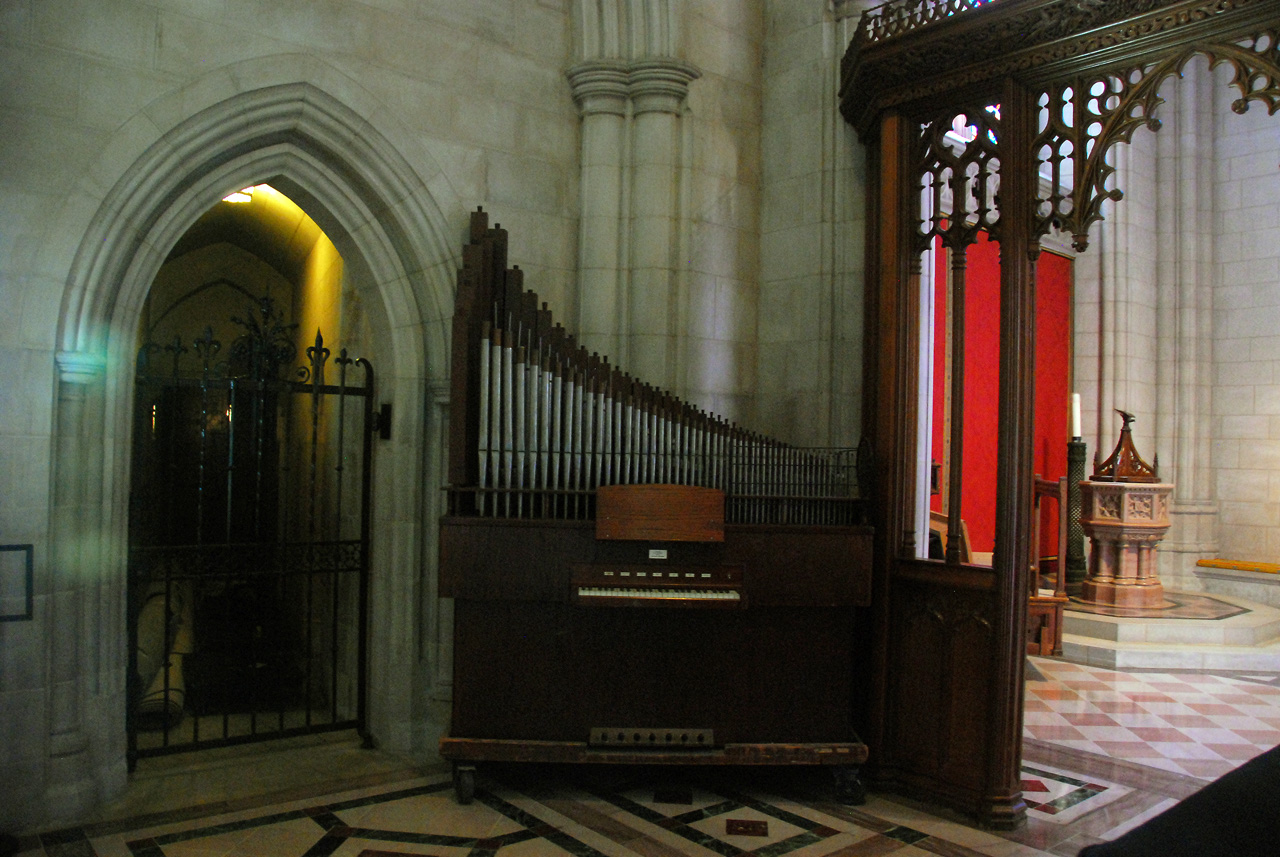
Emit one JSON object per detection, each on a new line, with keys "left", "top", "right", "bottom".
{"left": 627, "top": 60, "right": 697, "bottom": 385}
{"left": 567, "top": 60, "right": 630, "bottom": 364}
{"left": 567, "top": 57, "right": 699, "bottom": 389}
{"left": 1076, "top": 59, "right": 1218, "bottom": 589}
{"left": 1079, "top": 410, "right": 1174, "bottom": 609}
{"left": 1153, "top": 59, "right": 1218, "bottom": 582}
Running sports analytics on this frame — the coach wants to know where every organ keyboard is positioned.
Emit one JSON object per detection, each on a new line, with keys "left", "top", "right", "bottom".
{"left": 571, "top": 563, "right": 744, "bottom": 607}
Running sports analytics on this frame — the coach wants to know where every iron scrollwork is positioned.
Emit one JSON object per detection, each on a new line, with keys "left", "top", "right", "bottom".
{"left": 229, "top": 297, "right": 299, "bottom": 382}
{"left": 137, "top": 295, "right": 301, "bottom": 383}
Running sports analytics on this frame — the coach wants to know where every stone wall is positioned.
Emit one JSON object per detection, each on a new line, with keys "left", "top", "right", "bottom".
{"left": 1074, "top": 58, "right": 1280, "bottom": 590}
{"left": 0, "top": 0, "right": 584, "bottom": 830}
{"left": 1209, "top": 61, "right": 1280, "bottom": 564}
{"left": 0, "top": 0, "right": 856, "bottom": 833}
{"left": 756, "top": 0, "right": 867, "bottom": 447}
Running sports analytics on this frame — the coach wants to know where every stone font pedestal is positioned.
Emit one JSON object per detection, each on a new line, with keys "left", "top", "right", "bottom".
{"left": 1080, "top": 481, "right": 1173, "bottom": 609}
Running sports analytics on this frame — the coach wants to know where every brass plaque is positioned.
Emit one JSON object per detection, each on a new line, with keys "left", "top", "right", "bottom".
{"left": 726, "top": 819, "right": 769, "bottom": 837}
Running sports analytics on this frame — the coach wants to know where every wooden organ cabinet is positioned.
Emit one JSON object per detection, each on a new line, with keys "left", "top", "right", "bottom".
{"left": 438, "top": 209, "right": 873, "bottom": 803}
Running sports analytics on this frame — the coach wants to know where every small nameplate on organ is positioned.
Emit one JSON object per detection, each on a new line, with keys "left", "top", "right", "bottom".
{"left": 596, "top": 484, "right": 725, "bottom": 542}
{"left": 649, "top": 549, "right": 668, "bottom": 560}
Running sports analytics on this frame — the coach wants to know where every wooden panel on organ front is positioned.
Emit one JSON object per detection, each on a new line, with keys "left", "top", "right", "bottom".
{"left": 437, "top": 208, "right": 873, "bottom": 805}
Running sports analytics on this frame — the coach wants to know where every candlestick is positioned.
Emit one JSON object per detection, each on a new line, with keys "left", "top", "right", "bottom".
{"left": 1066, "top": 438, "right": 1087, "bottom": 595}
{"left": 1071, "top": 392, "right": 1081, "bottom": 439}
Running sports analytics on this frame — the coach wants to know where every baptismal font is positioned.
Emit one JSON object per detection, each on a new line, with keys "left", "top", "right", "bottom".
{"left": 1079, "top": 410, "right": 1173, "bottom": 609}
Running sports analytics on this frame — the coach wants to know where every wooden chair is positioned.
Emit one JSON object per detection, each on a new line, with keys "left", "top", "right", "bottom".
{"left": 1027, "top": 475, "right": 1068, "bottom": 656}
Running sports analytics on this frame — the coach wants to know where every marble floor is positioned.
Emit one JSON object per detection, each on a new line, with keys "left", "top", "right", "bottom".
{"left": 12, "top": 656, "right": 1280, "bottom": 857}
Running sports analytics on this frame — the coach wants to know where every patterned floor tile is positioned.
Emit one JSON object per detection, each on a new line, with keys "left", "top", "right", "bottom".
{"left": 1025, "top": 656, "right": 1280, "bottom": 780}
{"left": 24, "top": 655, "right": 1280, "bottom": 857}
{"left": 1059, "top": 713, "right": 1118, "bottom": 728}
{"left": 1204, "top": 742, "right": 1265, "bottom": 760}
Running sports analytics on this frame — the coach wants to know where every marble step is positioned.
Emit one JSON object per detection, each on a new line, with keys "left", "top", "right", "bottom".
{"left": 1063, "top": 601, "right": 1280, "bottom": 647}
{"left": 1059, "top": 593, "right": 1280, "bottom": 670}
{"left": 1059, "top": 631, "right": 1280, "bottom": 671}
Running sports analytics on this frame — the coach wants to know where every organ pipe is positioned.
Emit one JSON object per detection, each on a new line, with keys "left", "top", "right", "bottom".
{"left": 446, "top": 208, "right": 864, "bottom": 526}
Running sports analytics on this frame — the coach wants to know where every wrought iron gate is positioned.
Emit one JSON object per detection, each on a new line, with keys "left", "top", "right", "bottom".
{"left": 127, "top": 298, "right": 375, "bottom": 763}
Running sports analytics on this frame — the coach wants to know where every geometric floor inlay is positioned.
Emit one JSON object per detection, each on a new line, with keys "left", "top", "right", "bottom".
{"left": 23, "top": 655, "right": 1280, "bottom": 857}
{"left": 60, "top": 769, "right": 910, "bottom": 857}
{"left": 1066, "top": 592, "right": 1250, "bottom": 620}
{"left": 47, "top": 746, "right": 1203, "bottom": 857}
{"left": 1021, "top": 762, "right": 1128, "bottom": 823}
{"left": 53, "top": 741, "right": 1229, "bottom": 857}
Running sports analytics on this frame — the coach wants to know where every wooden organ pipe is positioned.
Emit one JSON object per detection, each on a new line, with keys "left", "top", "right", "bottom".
{"left": 446, "top": 208, "right": 864, "bottom": 526}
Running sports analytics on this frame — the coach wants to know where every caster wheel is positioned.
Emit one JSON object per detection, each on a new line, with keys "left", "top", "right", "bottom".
{"left": 454, "top": 764, "right": 476, "bottom": 804}
{"left": 833, "top": 766, "right": 866, "bottom": 805}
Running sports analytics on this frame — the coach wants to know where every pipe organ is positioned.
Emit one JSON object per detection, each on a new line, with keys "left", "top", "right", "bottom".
{"left": 439, "top": 208, "right": 874, "bottom": 803}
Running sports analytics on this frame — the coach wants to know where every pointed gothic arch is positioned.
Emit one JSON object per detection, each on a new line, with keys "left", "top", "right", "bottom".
{"left": 44, "top": 77, "right": 460, "bottom": 818}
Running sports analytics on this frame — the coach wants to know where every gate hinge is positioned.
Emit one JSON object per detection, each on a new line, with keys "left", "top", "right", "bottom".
{"left": 373, "top": 403, "right": 392, "bottom": 440}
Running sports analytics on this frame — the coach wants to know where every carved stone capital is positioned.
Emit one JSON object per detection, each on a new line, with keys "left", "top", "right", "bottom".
{"left": 567, "top": 60, "right": 631, "bottom": 117}
{"left": 56, "top": 350, "right": 106, "bottom": 385}
{"left": 628, "top": 59, "right": 701, "bottom": 115}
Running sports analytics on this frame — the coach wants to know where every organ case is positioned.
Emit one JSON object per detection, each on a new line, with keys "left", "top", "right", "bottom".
{"left": 438, "top": 208, "right": 873, "bottom": 801}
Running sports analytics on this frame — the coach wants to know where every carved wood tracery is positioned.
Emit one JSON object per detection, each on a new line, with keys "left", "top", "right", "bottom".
{"left": 918, "top": 107, "right": 1003, "bottom": 251}
{"left": 1034, "top": 32, "right": 1280, "bottom": 249}
{"left": 847, "top": 1, "right": 1280, "bottom": 253}
{"left": 844, "top": 0, "right": 1276, "bottom": 129}
{"left": 916, "top": 105, "right": 1003, "bottom": 562}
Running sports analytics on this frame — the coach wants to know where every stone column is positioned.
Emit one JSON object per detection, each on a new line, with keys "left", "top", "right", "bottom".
{"left": 1154, "top": 60, "right": 1218, "bottom": 584}
{"left": 46, "top": 350, "right": 109, "bottom": 818}
{"left": 626, "top": 59, "right": 698, "bottom": 389}
{"left": 1078, "top": 72, "right": 1214, "bottom": 590}
{"left": 568, "top": 61, "right": 631, "bottom": 365}
{"left": 1078, "top": 131, "right": 1159, "bottom": 459}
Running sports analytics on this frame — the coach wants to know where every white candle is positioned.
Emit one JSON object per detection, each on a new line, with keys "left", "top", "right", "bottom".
{"left": 1071, "top": 393, "right": 1081, "bottom": 439}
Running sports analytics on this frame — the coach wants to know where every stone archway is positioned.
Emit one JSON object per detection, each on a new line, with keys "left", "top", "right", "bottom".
{"left": 45, "top": 79, "right": 459, "bottom": 822}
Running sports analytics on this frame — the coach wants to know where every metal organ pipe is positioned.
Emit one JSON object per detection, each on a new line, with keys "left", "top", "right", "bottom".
{"left": 454, "top": 253, "right": 860, "bottom": 525}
